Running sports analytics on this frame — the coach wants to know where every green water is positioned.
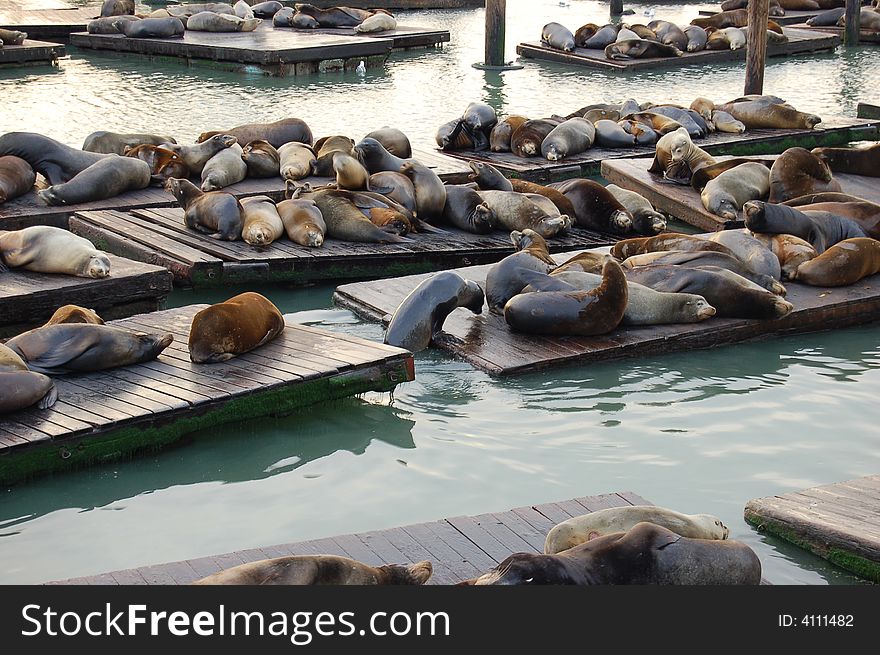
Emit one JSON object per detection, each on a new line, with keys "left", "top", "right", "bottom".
{"left": 1, "top": 2, "right": 879, "bottom": 585}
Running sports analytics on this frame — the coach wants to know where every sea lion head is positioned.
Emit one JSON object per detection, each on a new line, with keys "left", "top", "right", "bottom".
{"left": 510, "top": 228, "right": 548, "bottom": 254}
{"left": 377, "top": 561, "right": 433, "bottom": 585}
{"left": 243, "top": 224, "right": 275, "bottom": 246}
{"left": 461, "top": 279, "right": 485, "bottom": 314}
{"left": 473, "top": 553, "right": 565, "bottom": 585}
{"left": 36, "top": 187, "right": 62, "bottom": 206}
{"left": 133, "top": 331, "right": 174, "bottom": 362}
{"left": 85, "top": 253, "right": 112, "bottom": 279}
{"left": 696, "top": 514, "right": 730, "bottom": 539}
{"left": 685, "top": 295, "right": 717, "bottom": 322}
{"left": 742, "top": 200, "right": 766, "bottom": 230}
{"left": 304, "top": 228, "right": 324, "bottom": 247}
{"left": 212, "top": 134, "right": 237, "bottom": 148}
{"left": 707, "top": 192, "right": 738, "bottom": 221}
{"left": 544, "top": 143, "right": 564, "bottom": 161}
{"left": 661, "top": 127, "right": 693, "bottom": 163}
{"left": 471, "top": 202, "right": 496, "bottom": 232}
{"left": 610, "top": 209, "right": 634, "bottom": 233}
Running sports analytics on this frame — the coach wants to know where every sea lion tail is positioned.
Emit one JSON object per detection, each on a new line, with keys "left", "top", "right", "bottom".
{"left": 38, "top": 383, "right": 59, "bottom": 410}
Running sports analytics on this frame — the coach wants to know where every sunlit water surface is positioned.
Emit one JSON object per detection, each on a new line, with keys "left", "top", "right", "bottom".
{"left": 1, "top": 2, "right": 879, "bottom": 585}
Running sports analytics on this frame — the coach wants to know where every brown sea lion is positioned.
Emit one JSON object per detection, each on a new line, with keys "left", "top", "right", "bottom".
{"left": 649, "top": 127, "right": 716, "bottom": 184}
{"left": 363, "top": 127, "right": 412, "bottom": 159}
{"left": 241, "top": 140, "right": 280, "bottom": 178}
{"left": 627, "top": 24, "right": 659, "bottom": 40}
{"left": 435, "top": 118, "right": 474, "bottom": 151}
{"left": 769, "top": 148, "right": 841, "bottom": 203}
{"left": 164, "top": 133, "right": 236, "bottom": 176}
{"left": 691, "top": 9, "right": 748, "bottom": 29}
{"left": 240, "top": 195, "right": 284, "bottom": 246}
{"left": 7, "top": 324, "right": 172, "bottom": 374}
{"left": 792, "top": 237, "right": 880, "bottom": 286}
{"left": 689, "top": 97, "right": 715, "bottom": 122}
{"left": 0, "top": 156, "right": 36, "bottom": 204}
{"left": 648, "top": 19, "right": 689, "bottom": 49}
{"left": 484, "top": 229, "right": 555, "bottom": 313}
{"left": 100, "top": 0, "right": 134, "bottom": 17}
{"left": 574, "top": 23, "right": 600, "bottom": 47}
{"left": 297, "top": 187, "right": 409, "bottom": 243}
{"left": 82, "top": 131, "right": 177, "bottom": 156}
{"left": 510, "top": 180, "right": 577, "bottom": 219}
{"left": 0, "top": 28, "right": 27, "bottom": 45}
{"left": 552, "top": 251, "right": 607, "bottom": 274}
{"left": 548, "top": 179, "right": 633, "bottom": 233}
{"left": 471, "top": 522, "right": 760, "bottom": 585}
{"left": 811, "top": 144, "right": 880, "bottom": 177}
{"left": 313, "top": 135, "right": 355, "bottom": 177}
{"left": 276, "top": 197, "right": 325, "bottom": 247}
{"left": 165, "top": 178, "right": 242, "bottom": 241}
{"left": 123, "top": 144, "right": 189, "bottom": 182}
{"left": 0, "top": 343, "right": 57, "bottom": 413}
{"left": 369, "top": 171, "right": 417, "bottom": 214}
{"left": 511, "top": 119, "right": 561, "bottom": 158}
{"left": 384, "top": 271, "right": 484, "bottom": 352}
{"left": 0, "top": 226, "right": 111, "bottom": 278}
{"left": 699, "top": 229, "right": 782, "bottom": 280}
{"left": 368, "top": 207, "right": 411, "bottom": 235}
{"left": 333, "top": 152, "right": 371, "bottom": 191}
{"left": 197, "top": 118, "right": 312, "bottom": 149}
{"left": 188, "top": 292, "right": 284, "bottom": 364}
{"left": 716, "top": 98, "right": 821, "bottom": 129}
{"left": 605, "top": 40, "right": 682, "bottom": 59}
{"left": 42, "top": 305, "right": 104, "bottom": 327}
{"left": 612, "top": 233, "right": 735, "bottom": 260}
{"left": 193, "top": 555, "right": 432, "bottom": 585}
{"left": 489, "top": 116, "right": 529, "bottom": 153}
{"left": 749, "top": 232, "right": 818, "bottom": 280}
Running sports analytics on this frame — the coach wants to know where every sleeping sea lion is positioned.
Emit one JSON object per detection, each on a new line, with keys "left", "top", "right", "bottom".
{"left": 165, "top": 177, "right": 243, "bottom": 241}
{"left": 188, "top": 292, "right": 284, "bottom": 363}
{"left": 0, "top": 226, "right": 111, "bottom": 278}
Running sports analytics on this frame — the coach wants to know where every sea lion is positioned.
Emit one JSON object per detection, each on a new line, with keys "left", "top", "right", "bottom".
{"left": 239, "top": 195, "right": 284, "bottom": 246}
{"left": 241, "top": 140, "right": 280, "bottom": 178}
{"left": 625, "top": 264, "right": 793, "bottom": 318}
{"left": 604, "top": 184, "right": 666, "bottom": 234}
{"left": 250, "top": 1, "right": 282, "bottom": 17}
{"left": 100, "top": 0, "right": 133, "bottom": 17}
{"left": 165, "top": 3, "right": 234, "bottom": 17}
{"left": 7, "top": 324, "right": 172, "bottom": 374}
{"left": 119, "top": 17, "right": 185, "bottom": 38}
{"left": 185, "top": 12, "right": 261, "bottom": 32}
{"left": 545, "top": 506, "right": 729, "bottom": 554}
{"left": 698, "top": 229, "right": 782, "bottom": 280}
{"left": 197, "top": 118, "right": 312, "bottom": 149}
{"left": 716, "top": 98, "right": 821, "bottom": 129}
{"left": 583, "top": 23, "right": 621, "bottom": 48}
{"left": 586, "top": 108, "right": 621, "bottom": 123}
{"left": 769, "top": 148, "right": 841, "bottom": 203}
{"left": 0, "top": 28, "right": 27, "bottom": 44}
{"left": 593, "top": 119, "right": 636, "bottom": 148}
{"left": 648, "top": 19, "right": 689, "bottom": 49}
{"left": 645, "top": 106, "right": 709, "bottom": 138}
{"left": 807, "top": 7, "right": 846, "bottom": 25}
{"left": 87, "top": 15, "right": 138, "bottom": 33}
{"left": 629, "top": 112, "right": 684, "bottom": 135}
{"left": 548, "top": 179, "right": 633, "bottom": 233}
{"left": 510, "top": 180, "right": 577, "bottom": 219}
{"left": 298, "top": 187, "right": 409, "bottom": 243}
{"left": 504, "top": 257, "right": 628, "bottom": 336}
{"left": 749, "top": 232, "right": 818, "bottom": 280}
{"left": 690, "top": 97, "right": 715, "bottom": 122}
{"left": 792, "top": 237, "right": 880, "bottom": 286}
{"left": 290, "top": 12, "right": 319, "bottom": 28}
{"left": 0, "top": 132, "right": 108, "bottom": 185}
{"left": 711, "top": 110, "right": 746, "bottom": 134}
{"left": 691, "top": 9, "right": 748, "bottom": 29}
{"left": 0, "top": 156, "right": 35, "bottom": 204}
{"left": 574, "top": 23, "right": 599, "bottom": 47}
{"left": 235, "top": 0, "right": 255, "bottom": 18}
{"left": 477, "top": 190, "right": 571, "bottom": 238}
{"left": 649, "top": 127, "right": 715, "bottom": 184}
{"left": 552, "top": 251, "right": 608, "bottom": 275}
{"left": 355, "top": 13, "right": 396, "bottom": 33}
{"left": 278, "top": 142, "right": 316, "bottom": 181}
{"left": 612, "top": 233, "right": 735, "bottom": 259}
{"left": 838, "top": 8, "right": 880, "bottom": 30}
{"left": 363, "top": 127, "right": 411, "bottom": 159}
{"left": 435, "top": 119, "right": 474, "bottom": 151}
{"left": 399, "top": 160, "right": 446, "bottom": 221}
{"left": 293, "top": 3, "right": 372, "bottom": 27}
{"left": 484, "top": 229, "right": 556, "bottom": 313}
{"left": 489, "top": 116, "right": 529, "bottom": 153}
{"left": 615, "top": 27, "right": 641, "bottom": 41}
{"left": 705, "top": 27, "right": 732, "bottom": 50}
{"left": 781, "top": 200, "right": 880, "bottom": 238}
{"left": 43, "top": 305, "right": 104, "bottom": 327}
{"left": 82, "top": 131, "right": 177, "bottom": 155}
{"left": 462, "top": 102, "right": 498, "bottom": 144}
{"left": 541, "top": 118, "right": 595, "bottom": 161}
{"left": 0, "top": 343, "right": 57, "bottom": 413}
{"left": 369, "top": 172, "right": 416, "bottom": 214}
{"left": 689, "top": 158, "right": 771, "bottom": 192}
{"left": 473, "top": 522, "right": 761, "bottom": 585}
{"left": 811, "top": 144, "right": 880, "bottom": 178}
{"left": 701, "top": 162, "right": 770, "bottom": 220}
{"left": 332, "top": 152, "right": 371, "bottom": 191}
{"left": 188, "top": 292, "right": 284, "bottom": 363}
{"left": 511, "top": 119, "right": 561, "bottom": 158}
{"left": 743, "top": 201, "right": 867, "bottom": 253}
{"left": 165, "top": 133, "right": 236, "bottom": 176}
{"left": 276, "top": 197, "right": 325, "bottom": 247}
{"left": 0, "top": 226, "right": 110, "bottom": 278}
{"left": 123, "top": 144, "right": 189, "bottom": 182}
{"left": 200, "top": 143, "right": 246, "bottom": 191}
{"left": 353, "top": 137, "right": 407, "bottom": 174}
{"left": 313, "top": 136, "right": 356, "bottom": 177}
{"left": 37, "top": 156, "right": 150, "bottom": 206}
{"left": 441, "top": 186, "right": 495, "bottom": 234}
{"left": 467, "top": 161, "right": 513, "bottom": 192}
{"left": 272, "top": 7, "right": 293, "bottom": 26}
{"left": 384, "top": 271, "right": 484, "bottom": 352}
{"left": 542, "top": 22, "right": 575, "bottom": 51}
{"left": 617, "top": 120, "right": 658, "bottom": 146}
{"left": 605, "top": 40, "right": 682, "bottom": 59}
{"left": 193, "top": 555, "right": 432, "bottom": 586}
{"left": 165, "top": 178, "right": 243, "bottom": 241}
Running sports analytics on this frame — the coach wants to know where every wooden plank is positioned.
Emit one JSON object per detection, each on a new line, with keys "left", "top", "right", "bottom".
{"left": 0, "top": 38, "right": 64, "bottom": 66}
{"left": 858, "top": 103, "right": 880, "bottom": 119}
{"left": 790, "top": 23, "right": 880, "bottom": 44}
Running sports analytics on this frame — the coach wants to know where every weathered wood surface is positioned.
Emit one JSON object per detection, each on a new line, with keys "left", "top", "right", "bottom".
{"left": 0, "top": 38, "right": 64, "bottom": 66}
{"left": 333, "top": 248, "right": 880, "bottom": 376}
{"left": 601, "top": 155, "right": 880, "bottom": 231}
{"left": 0, "top": 146, "right": 469, "bottom": 230}
{"left": 0, "top": 305, "right": 415, "bottom": 485}
{"left": 0, "top": 5, "right": 98, "bottom": 38}
{"left": 70, "top": 207, "right": 617, "bottom": 287}
{"left": 49, "top": 491, "right": 653, "bottom": 585}
{"left": 745, "top": 475, "right": 880, "bottom": 582}
{"left": 441, "top": 118, "right": 880, "bottom": 182}
{"left": 792, "top": 23, "right": 880, "bottom": 43}
{"left": 0, "top": 254, "right": 172, "bottom": 337}
{"left": 744, "top": 0, "right": 770, "bottom": 95}
{"left": 516, "top": 28, "right": 839, "bottom": 72}
{"left": 858, "top": 102, "right": 880, "bottom": 119}
{"left": 697, "top": 7, "right": 828, "bottom": 25}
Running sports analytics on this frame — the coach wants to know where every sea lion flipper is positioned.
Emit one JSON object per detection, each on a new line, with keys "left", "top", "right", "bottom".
{"left": 18, "top": 335, "right": 84, "bottom": 373}
{"left": 38, "top": 383, "right": 58, "bottom": 410}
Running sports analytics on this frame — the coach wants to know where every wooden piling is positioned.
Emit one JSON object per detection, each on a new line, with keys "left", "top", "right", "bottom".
{"left": 610, "top": 0, "right": 624, "bottom": 16}
{"left": 744, "top": 0, "right": 770, "bottom": 95}
{"left": 844, "top": 0, "right": 861, "bottom": 46}
{"left": 484, "top": 0, "right": 506, "bottom": 66}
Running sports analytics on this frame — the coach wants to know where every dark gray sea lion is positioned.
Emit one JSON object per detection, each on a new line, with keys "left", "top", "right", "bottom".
{"left": 119, "top": 17, "right": 185, "bottom": 38}
{"left": 369, "top": 171, "right": 417, "bottom": 214}
{"left": 485, "top": 229, "right": 556, "bottom": 313}
{"left": 769, "top": 147, "right": 841, "bottom": 203}
{"left": 0, "top": 343, "right": 57, "bottom": 413}
{"left": 200, "top": 143, "right": 246, "bottom": 191}
{"left": 583, "top": 23, "right": 621, "bottom": 48}
{"left": 792, "top": 238, "right": 880, "bottom": 287}
{"left": 743, "top": 201, "right": 867, "bottom": 253}
{"left": 273, "top": 7, "right": 294, "bottom": 26}
{"left": 364, "top": 127, "right": 412, "bottom": 159}
{"left": 462, "top": 102, "right": 498, "bottom": 134}
{"left": 7, "top": 324, "right": 172, "bottom": 374}
{"left": 541, "top": 22, "right": 576, "bottom": 51}
{"left": 88, "top": 15, "right": 138, "bottom": 33}
{"left": 701, "top": 162, "right": 770, "bottom": 221}
{"left": 197, "top": 118, "right": 312, "bottom": 149}
{"left": 165, "top": 3, "right": 235, "bottom": 17}
{"left": 384, "top": 271, "right": 484, "bottom": 352}
{"left": 647, "top": 19, "right": 689, "bottom": 49}
{"left": 541, "top": 117, "right": 595, "bottom": 161}
{"left": 290, "top": 12, "right": 319, "bottom": 28}
{"left": 780, "top": 200, "right": 880, "bottom": 239}
{"left": 185, "top": 12, "right": 261, "bottom": 32}
{"left": 548, "top": 178, "right": 633, "bottom": 233}
{"left": 189, "top": 292, "right": 284, "bottom": 363}
{"left": 164, "top": 133, "right": 236, "bottom": 176}
{"left": 617, "top": 120, "right": 658, "bottom": 146}
{"left": 38, "top": 156, "right": 151, "bottom": 206}
{"left": 811, "top": 144, "right": 880, "bottom": 178}
{"left": 241, "top": 140, "right": 280, "bottom": 178}
{"left": 593, "top": 119, "right": 636, "bottom": 147}
{"left": 807, "top": 7, "right": 846, "bottom": 25}
{"left": 504, "top": 258, "right": 628, "bottom": 336}
{"left": 435, "top": 119, "right": 474, "bottom": 151}
{"left": 467, "top": 161, "right": 513, "bottom": 192}
{"left": 684, "top": 25, "right": 708, "bottom": 51}
{"left": 441, "top": 186, "right": 495, "bottom": 234}
{"left": 193, "top": 555, "right": 432, "bottom": 585}
{"left": 625, "top": 264, "right": 793, "bottom": 319}
{"left": 0, "top": 132, "right": 108, "bottom": 185}
{"left": 604, "top": 184, "right": 666, "bottom": 234}
{"left": 0, "top": 226, "right": 111, "bottom": 278}
{"left": 0, "top": 156, "right": 36, "bottom": 204}
{"left": 100, "top": 0, "right": 133, "bottom": 17}
{"left": 399, "top": 160, "right": 446, "bottom": 221}
{"left": 353, "top": 137, "right": 407, "bottom": 174}
{"left": 165, "top": 177, "right": 243, "bottom": 241}
{"left": 489, "top": 116, "right": 528, "bottom": 153}
{"left": 298, "top": 187, "right": 410, "bottom": 243}
{"left": 82, "top": 130, "right": 177, "bottom": 155}
{"left": 605, "top": 39, "right": 683, "bottom": 59}
{"left": 471, "top": 522, "right": 761, "bottom": 585}
{"left": 511, "top": 119, "right": 560, "bottom": 158}
{"left": 251, "top": 1, "right": 283, "bottom": 17}
{"left": 293, "top": 3, "right": 371, "bottom": 27}
{"left": 646, "top": 106, "right": 708, "bottom": 137}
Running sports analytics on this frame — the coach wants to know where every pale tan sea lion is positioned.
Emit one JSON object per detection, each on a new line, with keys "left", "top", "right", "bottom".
{"left": 276, "top": 198, "right": 325, "bottom": 247}
{"left": 239, "top": 195, "right": 284, "bottom": 246}
{"left": 0, "top": 226, "right": 110, "bottom": 278}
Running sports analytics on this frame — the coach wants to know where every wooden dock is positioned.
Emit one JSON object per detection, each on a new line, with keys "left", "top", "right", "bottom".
{"left": 274, "top": 24, "right": 450, "bottom": 50}
{"left": 48, "top": 490, "right": 654, "bottom": 585}
{"left": 70, "top": 207, "right": 617, "bottom": 287}
{"left": 333, "top": 248, "right": 880, "bottom": 376}
{"left": 792, "top": 23, "right": 880, "bottom": 44}
{"left": 0, "top": 305, "right": 415, "bottom": 486}
{"left": 859, "top": 103, "right": 880, "bottom": 119}
{"left": 0, "top": 254, "right": 172, "bottom": 338}
{"left": 0, "top": 146, "right": 469, "bottom": 230}
{"left": 601, "top": 155, "right": 880, "bottom": 231}
{"left": 697, "top": 8, "right": 827, "bottom": 26}
{"left": 745, "top": 475, "right": 880, "bottom": 582}
{"left": 0, "top": 38, "right": 64, "bottom": 67}
{"left": 441, "top": 118, "right": 880, "bottom": 183}
{"left": 0, "top": 4, "right": 97, "bottom": 40}
{"left": 516, "top": 27, "right": 839, "bottom": 72}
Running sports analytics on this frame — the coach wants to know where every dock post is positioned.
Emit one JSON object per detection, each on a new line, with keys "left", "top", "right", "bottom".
{"left": 610, "top": 0, "right": 624, "bottom": 15}
{"left": 473, "top": 0, "right": 523, "bottom": 70}
{"left": 844, "top": 0, "right": 861, "bottom": 46}
{"left": 743, "top": 0, "right": 770, "bottom": 95}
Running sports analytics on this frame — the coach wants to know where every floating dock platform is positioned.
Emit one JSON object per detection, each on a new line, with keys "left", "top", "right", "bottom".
{"left": 70, "top": 207, "right": 616, "bottom": 287}
{"left": 0, "top": 38, "right": 64, "bottom": 67}
{"left": 0, "top": 305, "right": 414, "bottom": 485}
{"left": 697, "top": 8, "right": 827, "bottom": 26}
{"left": 859, "top": 103, "right": 880, "bottom": 119}
{"left": 333, "top": 248, "right": 880, "bottom": 376}
{"left": 516, "top": 27, "right": 839, "bottom": 72}
{"left": 0, "top": 146, "right": 469, "bottom": 230}
{"left": 601, "top": 155, "right": 880, "bottom": 231}
{"left": 745, "top": 475, "right": 880, "bottom": 582}
{"left": 274, "top": 24, "right": 450, "bottom": 50}
{"left": 0, "top": 254, "right": 172, "bottom": 338}
{"left": 0, "top": 3, "right": 97, "bottom": 40}
{"left": 441, "top": 118, "right": 880, "bottom": 183}
{"left": 49, "top": 491, "right": 652, "bottom": 584}
{"left": 792, "top": 23, "right": 880, "bottom": 44}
